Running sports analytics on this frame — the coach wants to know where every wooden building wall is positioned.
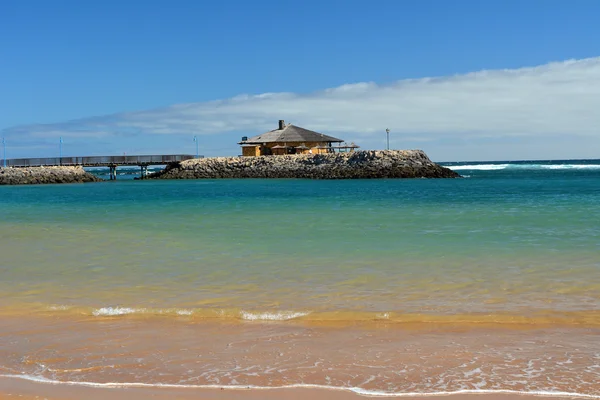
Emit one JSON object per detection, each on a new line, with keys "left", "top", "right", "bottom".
{"left": 242, "top": 146, "right": 260, "bottom": 157}
{"left": 241, "top": 141, "right": 336, "bottom": 156}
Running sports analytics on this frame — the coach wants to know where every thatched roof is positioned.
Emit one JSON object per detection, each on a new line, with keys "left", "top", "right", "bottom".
{"left": 239, "top": 123, "right": 343, "bottom": 145}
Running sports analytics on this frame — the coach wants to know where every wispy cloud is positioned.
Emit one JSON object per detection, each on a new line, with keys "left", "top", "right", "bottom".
{"left": 3, "top": 57, "right": 600, "bottom": 160}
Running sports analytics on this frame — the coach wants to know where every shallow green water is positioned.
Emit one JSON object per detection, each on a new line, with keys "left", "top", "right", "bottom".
{"left": 1, "top": 162, "right": 600, "bottom": 319}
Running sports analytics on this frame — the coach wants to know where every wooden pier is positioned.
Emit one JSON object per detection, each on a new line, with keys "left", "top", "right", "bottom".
{"left": 1, "top": 154, "right": 198, "bottom": 180}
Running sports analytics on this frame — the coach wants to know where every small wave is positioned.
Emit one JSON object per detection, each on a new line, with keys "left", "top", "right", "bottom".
{"left": 91, "top": 307, "right": 197, "bottom": 317}
{"left": 447, "top": 164, "right": 509, "bottom": 171}
{"left": 240, "top": 311, "right": 309, "bottom": 321}
{"left": 1, "top": 374, "right": 599, "bottom": 398}
{"left": 92, "top": 307, "right": 142, "bottom": 316}
{"left": 47, "top": 305, "right": 70, "bottom": 311}
{"left": 87, "top": 307, "right": 309, "bottom": 321}
{"left": 34, "top": 306, "right": 600, "bottom": 328}
{"left": 540, "top": 164, "right": 600, "bottom": 170}
{"left": 446, "top": 163, "right": 600, "bottom": 171}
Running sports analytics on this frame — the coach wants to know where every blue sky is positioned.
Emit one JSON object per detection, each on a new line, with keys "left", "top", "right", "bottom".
{"left": 1, "top": 0, "right": 600, "bottom": 161}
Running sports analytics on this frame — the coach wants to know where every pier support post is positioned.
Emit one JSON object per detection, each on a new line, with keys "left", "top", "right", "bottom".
{"left": 140, "top": 165, "right": 148, "bottom": 180}
{"left": 109, "top": 165, "right": 117, "bottom": 181}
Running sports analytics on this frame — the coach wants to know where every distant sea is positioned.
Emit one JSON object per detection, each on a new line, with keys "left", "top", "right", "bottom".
{"left": 0, "top": 158, "right": 599, "bottom": 396}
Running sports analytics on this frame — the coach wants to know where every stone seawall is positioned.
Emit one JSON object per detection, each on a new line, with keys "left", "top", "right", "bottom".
{"left": 150, "top": 150, "right": 460, "bottom": 180}
{"left": 0, "top": 166, "right": 103, "bottom": 185}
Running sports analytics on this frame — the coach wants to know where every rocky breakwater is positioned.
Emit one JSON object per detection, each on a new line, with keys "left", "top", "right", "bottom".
{"left": 0, "top": 166, "right": 103, "bottom": 185}
{"left": 150, "top": 150, "right": 460, "bottom": 179}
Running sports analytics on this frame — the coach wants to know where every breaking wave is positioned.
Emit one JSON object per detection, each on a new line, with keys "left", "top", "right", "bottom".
{"left": 20, "top": 305, "right": 600, "bottom": 328}
{"left": 445, "top": 162, "right": 600, "bottom": 171}
{"left": 86, "top": 306, "right": 311, "bottom": 321}
{"left": 240, "top": 311, "right": 309, "bottom": 321}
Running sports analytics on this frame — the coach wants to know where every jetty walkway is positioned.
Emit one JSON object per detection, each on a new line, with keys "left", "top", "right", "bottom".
{"left": 1, "top": 154, "right": 198, "bottom": 180}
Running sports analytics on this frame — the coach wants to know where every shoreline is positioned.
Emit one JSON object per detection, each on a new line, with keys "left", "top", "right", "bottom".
{"left": 0, "top": 377, "right": 593, "bottom": 400}
{"left": 1, "top": 314, "right": 598, "bottom": 397}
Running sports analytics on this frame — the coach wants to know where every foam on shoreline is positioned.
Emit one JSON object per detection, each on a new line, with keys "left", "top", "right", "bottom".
{"left": 2, "top": 374, "right": 599, "bottom": 398}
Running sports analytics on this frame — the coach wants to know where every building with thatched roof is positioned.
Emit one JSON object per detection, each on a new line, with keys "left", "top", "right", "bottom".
{"left": 238, "top": 120, "right": 355, "bottom": 157}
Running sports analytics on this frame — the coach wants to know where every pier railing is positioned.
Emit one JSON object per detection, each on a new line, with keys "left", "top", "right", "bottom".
{"left": 1, "top": 154, "right": 197, "bottom": 167}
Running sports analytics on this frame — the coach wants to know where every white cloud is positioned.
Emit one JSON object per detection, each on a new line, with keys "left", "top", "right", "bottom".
{"left": 3, "top": 57, "right": 600, "bottom": 160}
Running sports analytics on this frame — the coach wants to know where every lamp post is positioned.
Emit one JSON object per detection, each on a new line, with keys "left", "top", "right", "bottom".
{"left": 59, "top": 137, "right": 63, "bottom": 165}
{"left": 193, "top": 135, "right": 199, "bottom": 158}
{"left": 2, "top": 137, "right": 6, "bottom": 168}
{"left": 386, "top": 128, "right": 390, "bottom": 150}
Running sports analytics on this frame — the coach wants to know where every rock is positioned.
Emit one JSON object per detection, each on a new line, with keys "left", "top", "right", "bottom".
{"left": 0, "top": 166, "right": 103, "bottom": 185}
{"left": 149, "top": 150, "right": 460, "bottom": 180}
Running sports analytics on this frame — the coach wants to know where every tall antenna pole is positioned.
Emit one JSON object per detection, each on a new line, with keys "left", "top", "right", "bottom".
{"left": 386, "top": 128, "right": 390, "bottom": 150}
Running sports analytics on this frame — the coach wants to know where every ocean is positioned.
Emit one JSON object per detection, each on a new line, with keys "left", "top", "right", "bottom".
{"left": 0, "top": 159, "right": 599, "bottom": 396}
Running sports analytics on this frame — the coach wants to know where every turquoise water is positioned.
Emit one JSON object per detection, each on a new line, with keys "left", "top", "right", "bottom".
{"left": 1, "top": 159, "right": 599, "bottom": 320}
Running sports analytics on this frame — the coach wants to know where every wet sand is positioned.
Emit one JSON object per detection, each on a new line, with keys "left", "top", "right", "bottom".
{"left": 0, "top": 378, "right": 586, "bottom": 400}
{"left": 2, "top": 314, "right": 600, "bottom": 396}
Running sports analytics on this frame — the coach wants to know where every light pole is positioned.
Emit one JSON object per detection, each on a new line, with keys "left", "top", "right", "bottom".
{"left": 59, "top": 137, "right": 63, "bottom": 165}
{"left": 386, "top": 128, "right": 390, "bottom": 150}
{"left": 193, "top": 136, "right": 199, "bottom": 158}
{"left": 2, "top": 137, "right": 6, "bottom": 168}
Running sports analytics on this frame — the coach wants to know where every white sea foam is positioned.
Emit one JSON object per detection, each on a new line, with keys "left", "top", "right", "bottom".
{"left": 447, "top": 163, "right": 600, "bottom": 171}
{"left": 47, "top": 305, "right": 70, "bottom": 311}
{"left": 1, "top": 374, "right": 599, "bottom": 398}
{"left": 240, "top": 311, "right": 309, "bottom": 321}
{"left": 447, "top": 164, "right": 509, "bottom": 171}
{"left": 92, "top": 307, "right": 142, "bottom": 316}
{"left": 90, "top": 307, "right": 196, "bottom": 316}
{"left": 540, "top": 164, "right": 600, "bottom": 170}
